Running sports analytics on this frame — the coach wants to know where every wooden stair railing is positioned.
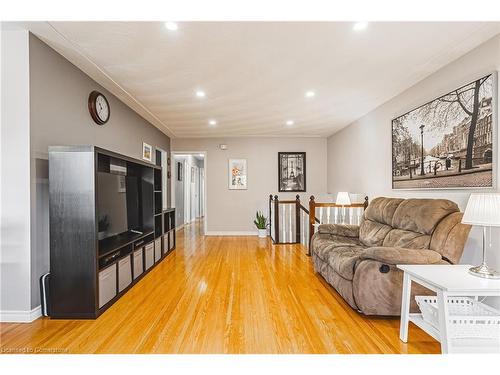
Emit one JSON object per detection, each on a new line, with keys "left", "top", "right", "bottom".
{"left": 269, "top": 194, "right": 369, "bottom": 255}
{"left": 269, "top": 194, "right": 309, "bottom": 245}
{"left": 308, "top": 195, "right": 369, "bottom": 255}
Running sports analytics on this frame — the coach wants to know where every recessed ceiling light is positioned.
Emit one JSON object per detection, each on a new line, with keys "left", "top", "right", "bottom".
{"left": 209, "top": 120, "right": 217, "bottom": 126}
{"left": 164, "top": 22, "right": 178, "bottom": 31}
{"left": 195, "top": 90, "right": 206, "bottom": 98}
{"left": 305, "top": 90, "right": 316, "bottom": 98}
{"left": 286, "top": 120, "right": 294, "bottom": 126}
{"left": 353, "top": 22, "right": 368, "bottom": 31}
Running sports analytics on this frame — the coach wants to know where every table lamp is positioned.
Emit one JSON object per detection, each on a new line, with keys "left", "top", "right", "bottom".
{"left": 461, "top": 193, "right": 500, "bottom": 279}
{"left": 336, "top": 192, "right": 351, "bottom": 224}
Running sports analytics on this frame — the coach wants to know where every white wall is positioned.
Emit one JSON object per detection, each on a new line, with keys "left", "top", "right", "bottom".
{"left": 0, "top": 29, "right": 35, "bottom": 321}
{"left": 172, "top": 137, "right": 327, "bottom": 234}
{"left": 326, "top": 35, "right": 500, "bottom": 284}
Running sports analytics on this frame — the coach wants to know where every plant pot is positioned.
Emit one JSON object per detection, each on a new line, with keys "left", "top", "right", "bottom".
{"left": 257, "top": 229, "right": 267, "bottom": 238}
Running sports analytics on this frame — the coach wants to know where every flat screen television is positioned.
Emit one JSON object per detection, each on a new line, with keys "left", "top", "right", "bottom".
{"left": 97, "top": 172, "right": 140, "bottom": 240}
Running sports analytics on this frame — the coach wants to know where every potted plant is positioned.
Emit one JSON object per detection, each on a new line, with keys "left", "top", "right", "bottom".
{"left": 254, "top": 211, "right": 268, "bottom": 238}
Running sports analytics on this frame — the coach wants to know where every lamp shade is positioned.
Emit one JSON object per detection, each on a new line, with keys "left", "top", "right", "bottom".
{"left": 462, "top": 193, "right": 500, "bottom": 227}
{"left": 336, "top": 192, "right": 351, "bottom": 206}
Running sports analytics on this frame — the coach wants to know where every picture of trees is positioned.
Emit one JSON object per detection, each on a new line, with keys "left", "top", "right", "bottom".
{"left": 392, "top": 73, "right": 495, "bottom": 189}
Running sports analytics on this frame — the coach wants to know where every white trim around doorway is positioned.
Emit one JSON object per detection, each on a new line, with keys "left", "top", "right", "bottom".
{"left": 171, "top": 151, "right": 208, "bottom": 236}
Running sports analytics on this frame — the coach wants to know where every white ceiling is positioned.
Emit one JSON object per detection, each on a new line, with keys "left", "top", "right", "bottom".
{"left": 23, "top": 22, "right": 500, "bottom": 138}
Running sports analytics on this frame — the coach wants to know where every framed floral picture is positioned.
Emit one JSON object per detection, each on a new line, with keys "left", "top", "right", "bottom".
{"left": 228, "top": 159, "right": 247, "bottom": 190}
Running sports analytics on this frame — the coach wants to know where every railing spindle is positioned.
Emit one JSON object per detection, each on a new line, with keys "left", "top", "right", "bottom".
{"left": 295, "top": 195, "right": 301, "bottom": 244}
{"left": 274, "top": 195, "right": 279, "bottom": 243}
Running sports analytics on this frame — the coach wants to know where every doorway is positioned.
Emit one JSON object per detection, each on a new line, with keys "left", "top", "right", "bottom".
{"left": 171, "top": 152, "right": 207, "bottom": 235}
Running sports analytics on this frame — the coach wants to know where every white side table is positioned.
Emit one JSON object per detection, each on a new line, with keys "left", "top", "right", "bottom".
{"left": 398, "top": 264, "right": 500, "bottom": 354}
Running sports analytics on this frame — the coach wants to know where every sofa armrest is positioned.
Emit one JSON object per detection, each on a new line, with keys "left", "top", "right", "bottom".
{"left": 361, "top": 246, "right": 442, "bottom": 265}
{"left": 318, "top": 224, "right": 359, "bottom": 238}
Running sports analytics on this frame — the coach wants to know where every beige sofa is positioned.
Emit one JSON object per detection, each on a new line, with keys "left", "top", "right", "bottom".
{"left": 310, "top": 197, "right": 471, "bottom": 316}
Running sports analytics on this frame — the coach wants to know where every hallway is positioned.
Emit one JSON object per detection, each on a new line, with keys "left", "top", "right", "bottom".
{"left": 0, "top": 222, "right": 439, "bottom": 354}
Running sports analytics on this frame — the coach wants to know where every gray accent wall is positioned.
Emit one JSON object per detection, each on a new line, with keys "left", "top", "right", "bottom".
{"left": 28, "top": 34, "right": 171, "bottom": 308}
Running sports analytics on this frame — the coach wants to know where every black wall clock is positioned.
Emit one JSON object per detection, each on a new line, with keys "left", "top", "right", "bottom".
{"left": 88, "top": 91, "right": 110, "bottom": 125}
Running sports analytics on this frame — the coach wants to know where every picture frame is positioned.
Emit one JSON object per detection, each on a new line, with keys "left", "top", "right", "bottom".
{"left": 142, "top": 142, "right": 153, "bottom": 162}
{"left": 392, "top": 72, "right": 496, "bottom": 190}
{"left": 117, "top": 175, "right": 126, "bottom": 193}
{"left": 228, "top": 159, "right": 247, "bottom": 190}
{"left": 278, "top": 152, "right": 306, "bottom": 192}
{"left": 177, "top": 162, "right": 183, "bottom": 181}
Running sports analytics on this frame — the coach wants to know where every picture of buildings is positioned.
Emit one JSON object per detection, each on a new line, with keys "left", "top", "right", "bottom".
{"left": 392, "top": 74, "right": 494, "bottom": 189}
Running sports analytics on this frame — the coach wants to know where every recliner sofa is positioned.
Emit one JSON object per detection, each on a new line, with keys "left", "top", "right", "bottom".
{"left": 310, "top": 197, "right": 471, "bottom": 316}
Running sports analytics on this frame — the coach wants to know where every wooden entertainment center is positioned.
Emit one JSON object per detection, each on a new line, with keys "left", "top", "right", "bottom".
{"left": 48, "top": 146, "right": 175, "bottom": 319}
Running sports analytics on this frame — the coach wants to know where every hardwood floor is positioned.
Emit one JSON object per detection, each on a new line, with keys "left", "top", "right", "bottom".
{"left": 0, "top": 219, "right": 439, "bottom": 354}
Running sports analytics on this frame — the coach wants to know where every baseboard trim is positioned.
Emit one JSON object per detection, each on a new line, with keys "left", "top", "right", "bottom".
{"left": 0, "top": 305, "right": 42, "bottom": 323}
{"left": 205, "top": 231, "right": 258, "bottom": 236}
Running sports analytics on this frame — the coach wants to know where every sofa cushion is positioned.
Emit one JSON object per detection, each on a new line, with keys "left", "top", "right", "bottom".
{"left": 359, "top": 219, "right": 392, "bottom": 247}
{"left": 361, "top": 246, "right": 443, "bottom": 265}
{"left": 318, "top": 224, "right": 359, "bottom": 238}
{"left": 391, "top": 198, "right": 459, "bottom": 235}
{"left": 429, "top": 212, "right": 471, "bottom": 264}
{"left": 363, "top": 197, "right": 404, "bottom": 226}
{"left": 312, "top": 255, "right": 358, "bottom": 310}
{"left": 325, "top": 246, "right": 365, "bottom": 280}
{"left": 382, "top": 228, "right": 431, "bottom": 249}
{"left": 312, "top": 234, "right": 362, "bottom": 261}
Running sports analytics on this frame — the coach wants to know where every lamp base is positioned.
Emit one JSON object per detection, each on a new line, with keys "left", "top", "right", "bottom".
{"left": 469, "top": 264, "right": 500, "bottom": 279}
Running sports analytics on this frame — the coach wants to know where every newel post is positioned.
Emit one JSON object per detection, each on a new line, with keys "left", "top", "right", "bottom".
{"left": 308, "top": 195, "right": 316, "bottom": 256}
{"left": 274, "top": 195, "right": 280, "bottom": 243}
{"left": 269, "top": 194, "right": 273, "bottom": 240}
{"left": 295, "top": 194, "right": 301, "bottom": 244}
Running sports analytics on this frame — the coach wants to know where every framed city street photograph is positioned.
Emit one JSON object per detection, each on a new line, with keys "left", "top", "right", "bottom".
{"left": 392, "top": 73, "right": 496, "bottom": 190}
{"left": 278, "top": 152, "right": 306, "bottom": 192}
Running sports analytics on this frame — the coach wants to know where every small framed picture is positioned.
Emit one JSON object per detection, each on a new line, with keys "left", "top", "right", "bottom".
{"left": 278, "top": 152, "right": 306, "bottom": 192}
{"left": 117, "top": 175, "right": 126, "bottom": 193}
{"left": 229, "top": 159, "right": 247, "bottom": 190}
{"left": 142, "top": 142, "right": 152, "bottom": 162}
{"left": 177, "top": 162, "right": 183, "bottom": 181}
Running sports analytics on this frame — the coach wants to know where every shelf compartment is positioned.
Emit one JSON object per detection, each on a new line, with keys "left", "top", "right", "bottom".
{"left": 99, "top": 231, "right": 152, "bottom": 258}
{"left": 154, "top": 191, "right": 162, "bottom": 214}
{"left": 98, "top": 264, "right": 117, "bottom": 309}
{"left": 145, "top": 242, "right": 154, "bottom": 270}
{"left": 154, "top": 237, "right": 162, "bottom": 262}
{"left": 154, "top": 169, "right": 162, "bottom": 191}
{"left": 154, "top": 215, "right": 163, "bottom": 238}
{"left": 133, "top": 248, "right": 143, "bottom": 280}
{"left": 118, "top": 255, "right": 132, "bottom": 292}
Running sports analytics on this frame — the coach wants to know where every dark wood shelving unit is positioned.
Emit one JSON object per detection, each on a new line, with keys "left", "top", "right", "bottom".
{"left": 162, "top": 208, "right": 176, "bottom": 255}
{"left": 49, "top": 145, "right": 175, "bottom": 319}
